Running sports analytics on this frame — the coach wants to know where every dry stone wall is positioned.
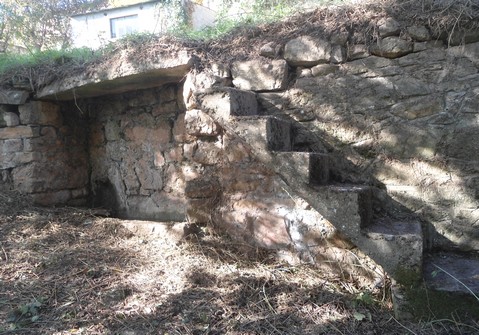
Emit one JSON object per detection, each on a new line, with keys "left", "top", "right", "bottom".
{"left": 0, "top": 98, "right": 88, "bottom": 205}
{"left": 87, "top": 85, "right": 188, "bottom": 221}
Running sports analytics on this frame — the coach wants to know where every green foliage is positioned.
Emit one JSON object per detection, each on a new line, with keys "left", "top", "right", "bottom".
{"left": 0, "top": 47, "right": 98, "bottom": 74}
{"left": 0, "top": 0, "right": 108, "bottom": 52}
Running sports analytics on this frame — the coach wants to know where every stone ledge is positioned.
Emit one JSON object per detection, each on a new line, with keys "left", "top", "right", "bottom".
{"left": 36, "top": 50, "right": 196, "bottom": 101}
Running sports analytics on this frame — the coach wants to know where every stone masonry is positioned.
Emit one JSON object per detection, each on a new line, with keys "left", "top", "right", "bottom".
{"left": 1, "top": 14, "right": 479, "bottom": 320}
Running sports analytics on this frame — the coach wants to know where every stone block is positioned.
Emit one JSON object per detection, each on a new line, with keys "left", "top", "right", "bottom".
{"left": 185, "top": 109, "right": 221, "bottom": 137}
{"left": 196, "top": 88, "right": 258, "bottom": 120}
{"left": 407, "top": 25, "right": 431, "bottom": 42}
{"left": 19, "top": 101, "right": 63, "bottom": 126}
{"left": 0, "top": 126, "right": 37, "bottom": 140}
{"left": 330, "top": 45, "right": 346, "bottom": 64}
{"left": 284, "top": 36, "right": 331, "bottom": 66}
{"left": 0, "top": 109, "right": 20, "bottom": 127}
{"left": 0, "top": 152, "right": 39, "bottom": 169}
{"left": 311, "top": 64, "right": 339, "bottom": 77}
{"left": 370, "top": 37, "right": 413, "bottom": 59}
{"left": 231, "top": 116, "right": 292, "bottom": 162}
{"left": 0, "top": 139, "right": 23, "bottom": 153}
{"left": 378, "top": 17, "right": 401, "bottom": 37}
{"left": 274, "top": 152, "right": 330, "bottom": 185}
{"left": 105, "top": 120, "right": 121, "bottom": 141}
{"left": 0, "top": 90, "right": 29, "bottom": 105}
{"left": 231, "top": 59, "right": 289, "bottom": 91}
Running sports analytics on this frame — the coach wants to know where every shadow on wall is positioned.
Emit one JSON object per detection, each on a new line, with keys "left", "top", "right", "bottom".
{"left": 255, "top": 39, "right": 479, "bottom": 253}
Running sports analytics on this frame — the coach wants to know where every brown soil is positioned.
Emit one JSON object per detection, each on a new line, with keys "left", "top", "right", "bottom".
{"left": 1, "top": 191, "right": 478, "bottom": 334}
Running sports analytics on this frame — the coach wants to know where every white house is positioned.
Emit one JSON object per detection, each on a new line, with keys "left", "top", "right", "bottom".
{"left": 70, "top": 0, "right": 219, "bottom": 49}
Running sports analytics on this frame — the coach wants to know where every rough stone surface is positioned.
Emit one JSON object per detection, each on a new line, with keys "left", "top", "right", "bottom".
{"left": 370, "top": 37, "right": 413, "bottom": 58}
{"left": 0, "top": 126, "right": 37, "bottom": 140}
{"left": 231, "top": 59, "right": 289, "bottom": 91}
{"left": 19, "top": 101, "right": 63, "bottom": 126}
{"left": 407, "top": 25, "right": 431, "bottom": 41}
{"left": 348, "top": 44, "right": 369, "bottom": 60}
{"left": 378, "top": 17, "right": 401, "bottom": 37}
{"left": 185, "top": 109, "right": 221, "bottom": 137}
{"left": 196, "top": 88, "right": 258, "bottom": 120}
{"left": 0, "top": 90, "right": 29, "bottom": 105}
{"left": 311, "top": 64, "right": 339, "bottom": 77}
{"left": 284, "top": 36, "right": 331, "bottom": 66}
{"left": 259, "top": 42, "right": 282, "bottom": 58}
{"left": 0, "top": 109, "right": 20, "bottom": 127}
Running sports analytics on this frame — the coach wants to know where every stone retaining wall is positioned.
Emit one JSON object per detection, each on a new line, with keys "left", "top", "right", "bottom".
{"left": 228, "top": 23, "right": 479, "bottom": 252}
{"left": 1, "top": 17, "right": 478, "bottom": 256}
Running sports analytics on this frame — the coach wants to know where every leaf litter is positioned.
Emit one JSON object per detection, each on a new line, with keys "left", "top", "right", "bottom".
{"left": 1, "top": 190, "right": 478, "bottom": 334}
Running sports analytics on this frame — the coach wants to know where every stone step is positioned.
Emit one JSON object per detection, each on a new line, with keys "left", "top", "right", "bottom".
{"left": 232, "top": 115, "right": 293, "bottom": 153}
{"left": 195, "top": 87, "right": 258, "bottom": 120}
{"left": 274, "top": 152, "right": 330, "bottom": 185}
{"left": 423, "top": 252, "right": 479, "bottom": 295}
{"left": 395, "top": 251, "right": 479, "bottom": 319}
{"left": 364, "top": 219, "right": 423, "bottom": 280}
{"left": 312, "top": 185, "right": 373, "bottom": 235}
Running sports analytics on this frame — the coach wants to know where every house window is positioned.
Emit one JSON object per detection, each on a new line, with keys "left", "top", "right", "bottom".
{"left": 110, "top": 14, "right": 138, "bottom": 39}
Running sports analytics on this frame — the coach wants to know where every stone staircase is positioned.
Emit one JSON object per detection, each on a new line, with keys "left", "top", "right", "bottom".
{"left": 194, "top": 87, "right": 479, "bottom": 319}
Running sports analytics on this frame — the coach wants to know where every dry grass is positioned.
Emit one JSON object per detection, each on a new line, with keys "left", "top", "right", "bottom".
{"left": 1, "top": 191, "right": 479, "bottom": 334}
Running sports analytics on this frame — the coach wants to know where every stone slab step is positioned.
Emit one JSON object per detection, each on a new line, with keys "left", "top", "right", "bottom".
{"left": 196, "top": 87, "right": 258, "bottom": 119}
{"left": 424, "top": 252, "right": 479, "bottom": 295}
{"left": 364, "top": 219, "right": 423, "bottom": 280}
{"left": 274, "top": 152, "right": 330, "bottom": 185}
{"left": 312, "top": 184, "right": 373, "bottom": 234}
{"left": 232, "top": 115, "right": 293, "bottom": 154}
